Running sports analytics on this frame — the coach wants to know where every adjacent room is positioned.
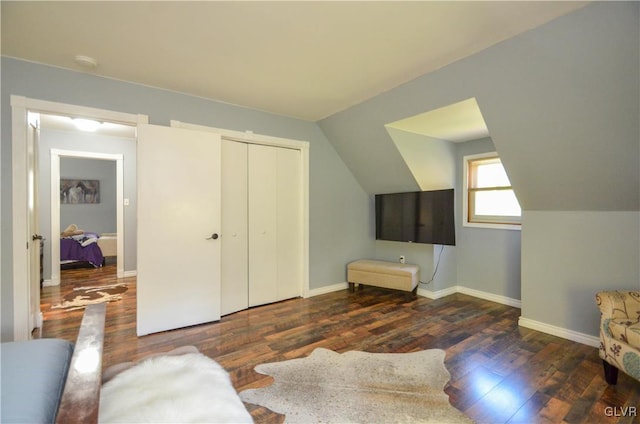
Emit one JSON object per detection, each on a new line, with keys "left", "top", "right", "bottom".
{"left": 1, "top": 1, "right": 638, "bottom": 423}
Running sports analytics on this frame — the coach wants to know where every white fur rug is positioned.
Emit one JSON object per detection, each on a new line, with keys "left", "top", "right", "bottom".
{"left": 240, "top": 347, "right": 472, "bottom": 423}
{"left": 99, "top": 352, "right": 252, "bottom": 423}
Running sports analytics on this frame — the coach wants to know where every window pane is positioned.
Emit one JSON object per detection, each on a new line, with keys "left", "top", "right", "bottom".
{"left": 475, "top": 162, "right": 511, "bottom": 188}
{"left": 474, "top": 190, "right": 521, "bottom": 216}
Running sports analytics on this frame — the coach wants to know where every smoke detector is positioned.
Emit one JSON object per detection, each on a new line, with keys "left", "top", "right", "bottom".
{"left": 74, "top": 55, "right": 98, "bottom": 69}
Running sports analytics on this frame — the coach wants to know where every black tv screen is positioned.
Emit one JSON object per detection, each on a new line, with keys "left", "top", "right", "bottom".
{"left": 375, "top": 189, "right": 455, "bottom": 246}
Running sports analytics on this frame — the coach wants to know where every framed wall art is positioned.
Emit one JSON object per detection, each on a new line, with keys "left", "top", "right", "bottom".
{"left": 60, "top": 179, "right": 100, "bottom": 204}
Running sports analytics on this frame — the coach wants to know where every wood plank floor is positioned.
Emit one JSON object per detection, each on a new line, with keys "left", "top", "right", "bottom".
{"left": 39, "top": 265, "right": 640, "bottom": 423}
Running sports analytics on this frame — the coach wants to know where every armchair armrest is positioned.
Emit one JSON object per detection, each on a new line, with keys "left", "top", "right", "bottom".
{"left": 56, "top": 303, "right": 106, "bottom": 424}
{"left": 596, "top": 290, "right": 640, "bottom": 321}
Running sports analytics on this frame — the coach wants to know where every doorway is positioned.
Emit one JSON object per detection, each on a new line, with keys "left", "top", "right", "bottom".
{"left": 10, "top": 95, "right": 148, "bottom": 340}
{"left": 49, "top": 148, "right": 125, "bottom": 286}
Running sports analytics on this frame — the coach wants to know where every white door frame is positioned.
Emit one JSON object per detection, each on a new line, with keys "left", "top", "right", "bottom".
{"left": 11, "top": 95, "right": 148, "bottom": 341}
{"left": 51, "top": 149, "right": 125, "bottom": 285}
{"left": 170, "top": 120, "right": 310, "bottom": 298}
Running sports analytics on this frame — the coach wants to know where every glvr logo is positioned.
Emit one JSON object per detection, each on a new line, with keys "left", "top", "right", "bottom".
{"left": 604, "top": 406, "right": 637, "bottom": 417}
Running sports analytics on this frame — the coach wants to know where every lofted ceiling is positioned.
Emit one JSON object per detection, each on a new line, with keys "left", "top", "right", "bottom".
{"left": 2, "top": 1, "right": 588, "bottom": 122}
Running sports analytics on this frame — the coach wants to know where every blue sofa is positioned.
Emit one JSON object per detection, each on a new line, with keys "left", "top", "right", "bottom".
{"left": 1, "top": 303, "right": 106, "bottom": 424}
{"left": 1, "top": 339, "right": 74, "bottom": 423}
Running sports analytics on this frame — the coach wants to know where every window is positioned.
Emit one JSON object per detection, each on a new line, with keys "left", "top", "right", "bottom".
{"left": 464, "top": 152, "right": 521, "bottom": 229}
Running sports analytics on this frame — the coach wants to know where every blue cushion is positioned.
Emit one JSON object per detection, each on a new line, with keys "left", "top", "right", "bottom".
{"left": 1, "top": 339, "right": 74, "bottom": 423}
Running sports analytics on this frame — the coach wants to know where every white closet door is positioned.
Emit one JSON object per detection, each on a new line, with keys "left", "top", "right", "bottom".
{"left": 248, "top": 144, "right": 278, "bottom": 307}
{"left": 221, "top": 140, "right": 248, "bottom": 315}
{"left": 276, "top": 148, "right": 303, "bottom": 300}
{"left": 137, "top": 124, "right": 222, "bottom": 336}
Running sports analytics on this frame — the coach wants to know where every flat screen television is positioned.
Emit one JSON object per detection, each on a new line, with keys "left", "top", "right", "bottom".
{"left": 375, "top": 189, "right": 455, "bottom": 246}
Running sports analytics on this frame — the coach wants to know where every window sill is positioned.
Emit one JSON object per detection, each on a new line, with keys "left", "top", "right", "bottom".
{"left": 463, "top": 221, "right": 521, "bottom": 231}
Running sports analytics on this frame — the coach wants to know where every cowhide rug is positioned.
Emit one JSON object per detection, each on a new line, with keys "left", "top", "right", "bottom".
{"left": 240, "top": 347, "right": 472, "bottom": 423}
{"left": 99, "top": 349, "right": 252, "bottom": 423}
{"left": 52, "top": 284, "right": 127, "bottom": 311}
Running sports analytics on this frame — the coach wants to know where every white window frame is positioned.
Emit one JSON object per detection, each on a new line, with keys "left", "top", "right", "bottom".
{"left": 463, "top": 152, "right": 521, "bottom": 231}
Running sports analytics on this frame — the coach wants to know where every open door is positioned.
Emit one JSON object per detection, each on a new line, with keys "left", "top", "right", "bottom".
{"left": 27, "top": 112, "right": 43, "bottom": 332}
{"left": 136, "top": 124, "right": 222, "bottom": 336}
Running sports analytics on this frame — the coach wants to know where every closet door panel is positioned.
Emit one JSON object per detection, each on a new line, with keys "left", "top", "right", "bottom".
{"left": 221, "top": 140, "right": 248, "bottom": 315}
{"left": 248, "top": 144, "right": 278, "bottom": 307}
{"left": 276, "top": 148, "right": 303, "bottom": 301}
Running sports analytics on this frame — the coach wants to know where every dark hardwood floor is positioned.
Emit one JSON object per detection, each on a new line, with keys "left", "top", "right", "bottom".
{"left": 39, "top": 264, "right": 640, "bottom": 423}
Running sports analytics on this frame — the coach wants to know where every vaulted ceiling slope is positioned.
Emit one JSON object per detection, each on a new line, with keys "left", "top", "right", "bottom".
{"left": 1, "top": 1, "right": 587, "bottom": 121}
{"left": 318, "top": 2, "right": 640, "bottom": 212}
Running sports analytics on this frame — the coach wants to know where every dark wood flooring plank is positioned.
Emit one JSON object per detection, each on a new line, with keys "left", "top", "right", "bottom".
{"left": 38, "top": 265, "right": 640, "bottom": 423}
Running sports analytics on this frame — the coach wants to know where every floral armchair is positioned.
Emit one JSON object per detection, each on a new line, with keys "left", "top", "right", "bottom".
{"left": 596, "top": 290, "right": 640, "bottom": 384}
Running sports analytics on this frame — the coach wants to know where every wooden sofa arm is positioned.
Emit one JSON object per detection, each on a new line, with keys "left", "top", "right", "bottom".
{"left": 596, "top": 290, "right": 640, "bottom": 320}
{"left": 56, "top": 303, "right": 107, "bottom": 424}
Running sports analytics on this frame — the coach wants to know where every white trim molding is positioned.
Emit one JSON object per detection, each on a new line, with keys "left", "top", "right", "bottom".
{"left": 418, "top": 286, "right": 457, "bottom": 300}
{"left": 462, "top": 151, "right": 521, "bottom": 231}
{"left": 51, "top": 149, "right": 125, "bottom": 284}
{"left": 518, "top": 316, "right": 600, "bottom": 347}
{"left": 10, "top": 95, "right": 148, "bottom": 341}
{"left": 418, "top": 284, "right": 521, "bottom": 307}
{"left": 306, "top": 282, "right": 349, "bottom": 298}
{"left": 456, "top": 286, "right": 522, "bottom": 308}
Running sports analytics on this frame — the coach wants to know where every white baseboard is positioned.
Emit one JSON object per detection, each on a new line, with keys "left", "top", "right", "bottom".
{"left": 122, "top": 270, "right": 137, "bottom": 278}
{"left": 518, "top": 316, "right": 600, "bottom": 347}
{"left": 418, "top": 286, "right": 457, "bottom": 299}
{"left": 417, "top": 284, "right": 521, "bottom": 308}
{"left": 456, "top": 286, "right": 522, "bottom": 308}
{"left": 42, "top": 278, "right": 59, "bottom": 287}
{"left": 307, "top": 282, "right": 520, "bottom": 308}
{"left": 306, "top": 282, "right": 348, "bottom": 298}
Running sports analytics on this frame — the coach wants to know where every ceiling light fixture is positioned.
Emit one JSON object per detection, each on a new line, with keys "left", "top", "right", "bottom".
{"left": 74, "top": 55, "right": 98, "bottom": 69}
{"left": 73, "top": 118, "right": 101, "bottom": 132}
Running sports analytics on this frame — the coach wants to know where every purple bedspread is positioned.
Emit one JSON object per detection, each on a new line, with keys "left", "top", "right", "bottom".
{"left": 60, "top": 238, "right": 104, "bottom": 267}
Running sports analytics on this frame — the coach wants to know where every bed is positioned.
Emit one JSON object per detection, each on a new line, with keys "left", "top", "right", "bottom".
{"left": 97, "top": 232, "right": 117, "bottom": 260}
{"left": 60, "top": 232, "right": 104, "bottom": 269}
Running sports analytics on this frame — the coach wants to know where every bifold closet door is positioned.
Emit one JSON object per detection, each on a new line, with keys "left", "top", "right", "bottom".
{"left": 221, "top": 141, "right": 249, "bottom": 316}
{"left": 275, "top": 147, "right": 303, "bottom": 301}
{"left": 248, "top": 145, "right": 278, "bottom": 306}
{"left": 248, "top": 144, "right": 302, "bottom": 307}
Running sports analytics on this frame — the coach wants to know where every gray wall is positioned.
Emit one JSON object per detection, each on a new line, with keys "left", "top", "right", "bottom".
{"left": 386, "top": 128, "right": 456, "bottom": 191}
{"left": 319, "top": 2, "right": 638, "bottom": 338}
{"left": 522, "top": 211, "right": 639, "bottom": 336}
{"left": 1, "top": 57, "right": 370, "bottom": 341}
{"left": 374, "top": 240, "right": 436, "bottom": 287}
{"left": 455, "top": 138, "right": 521, "bottom": 301}
{"left": 60, "top": 158, "right": 117, "bottom": 237}
{"left": 319, "top": 2, "right": 639, "bottom": 212}
{"left": 372, "top": 129, "right": 458, "bottom": 291}
{"left": 372, "top": 137, "right": 521, "bottom": 300}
